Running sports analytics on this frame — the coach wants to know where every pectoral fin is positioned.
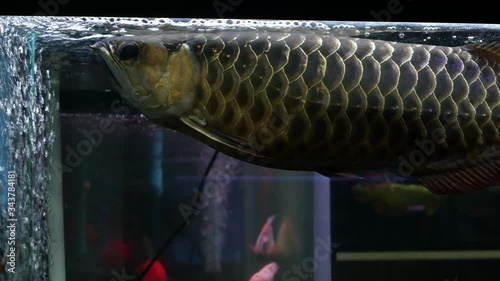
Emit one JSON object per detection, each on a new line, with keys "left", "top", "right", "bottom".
{"left": 180, "top": 112, "right": 263, "bottom": 159}
{"left": 318, "top": 171, "right": 364, "bottom": 180}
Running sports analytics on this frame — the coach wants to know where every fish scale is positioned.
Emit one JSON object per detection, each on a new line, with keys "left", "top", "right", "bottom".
{"left": 186, "top": 31, "right": 500, "bottom": 168}
{"left": 92, "top": 31, "right": 500, "bottom": 193}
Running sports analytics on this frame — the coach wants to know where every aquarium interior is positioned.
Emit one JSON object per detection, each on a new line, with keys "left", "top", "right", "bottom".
{"left": 1, "top": 16, "right": 500, "bottom": 281}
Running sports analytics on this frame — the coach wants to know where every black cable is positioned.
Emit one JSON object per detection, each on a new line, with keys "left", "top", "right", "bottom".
{"left": 133, "top": 150, "right": 220, "bottom": 281}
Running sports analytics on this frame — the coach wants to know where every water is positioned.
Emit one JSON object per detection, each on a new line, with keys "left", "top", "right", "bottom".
{"left": 0, "top": 25, "right": 54, "bottom": 281}
{"left": 1, "top": 16, "right": 500, "bottom": 281}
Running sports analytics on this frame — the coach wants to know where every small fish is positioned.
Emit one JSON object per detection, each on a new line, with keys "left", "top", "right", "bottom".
{"left": 249, "top": 215, "right": 276, "bottom": 256}
{"left": 353, "top": 177, "right": 446, "bottom": 216}
{"left": 92, "top": 32, "right": 500, "bottom": 195}
{"left": 248, "top": 262, "right": 279, "bottom": 281}
{"left": 134, "top": 259, "right": 169, "bottom": 281}
{"left": 249, "top": 216, "right": 301, "bottom": 262}
{"left": 272, "top": 218, "right": 301, "bottom": 260}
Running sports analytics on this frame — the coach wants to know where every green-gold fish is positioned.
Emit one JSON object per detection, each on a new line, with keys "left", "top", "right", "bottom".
{"left": 353, "top": 181, "right": 446, "bottom": 216}
{"left": 91, "top": 30, "right": 500, "bottom": 194}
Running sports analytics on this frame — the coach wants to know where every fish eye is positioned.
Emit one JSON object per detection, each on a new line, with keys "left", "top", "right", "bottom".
{"left": 118, "top": 42, "right": 139, "bottom": 61}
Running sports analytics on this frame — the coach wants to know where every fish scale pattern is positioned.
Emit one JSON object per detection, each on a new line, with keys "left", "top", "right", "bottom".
{"left": 186, "top": 31, "right": 500, "bottom": 165}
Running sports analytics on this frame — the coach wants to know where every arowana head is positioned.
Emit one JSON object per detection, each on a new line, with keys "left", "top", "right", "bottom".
{"left": 91, "top": 35, "right": 200, "bottom": 119}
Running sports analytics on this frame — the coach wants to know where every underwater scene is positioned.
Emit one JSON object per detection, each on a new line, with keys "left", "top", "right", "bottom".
{"left": 1, "top": 16, "right": 500, "bottom": 281}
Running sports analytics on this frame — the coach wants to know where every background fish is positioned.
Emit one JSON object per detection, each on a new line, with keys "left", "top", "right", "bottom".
{"left": 249, "top": 215, "right": 276, "bottom": 256}
{"left": 249, "top": 216, "right": 301, "bottom": 266}
{"left": 134, "top": 259, "right": 169, "bottom": 281}
{"left": 248, "top": 262, "right": 279, "bottom": 281}
{"left": 353, "top": 180, "right": 447, "bottom": 216}
{"left": 92, "top": 31, "right": 500, "bottom": 194}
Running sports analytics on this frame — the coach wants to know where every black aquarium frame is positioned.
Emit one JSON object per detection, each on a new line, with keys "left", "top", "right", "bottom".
{"left": 2, "top": 0, "right": 498, "bottom": 24}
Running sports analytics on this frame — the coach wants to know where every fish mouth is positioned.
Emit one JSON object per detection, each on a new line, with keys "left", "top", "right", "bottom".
{"left": 90, "top": 41, "right": 131, "bottom": 94}
{"left": 90, "top": 41, "right": 168, "bottom": 119}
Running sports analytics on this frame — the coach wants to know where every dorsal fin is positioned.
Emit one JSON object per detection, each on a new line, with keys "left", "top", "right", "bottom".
{"left": 464, "top": 42, "right": 500, "bottom": 64}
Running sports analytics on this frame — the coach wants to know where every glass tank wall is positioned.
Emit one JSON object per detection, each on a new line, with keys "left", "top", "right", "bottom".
{"left": 0, "top": 16, "right": 500, "bottom": 281}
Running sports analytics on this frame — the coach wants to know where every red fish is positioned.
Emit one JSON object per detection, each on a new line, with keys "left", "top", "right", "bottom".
{"left": 352, "top": 173, "right": 447, "bottom": 217}
{"left": 249, "top": 215, "right": 276, "bottom": 256}
{"left": 134, "top": 259, "right": 168, "bottom": 281}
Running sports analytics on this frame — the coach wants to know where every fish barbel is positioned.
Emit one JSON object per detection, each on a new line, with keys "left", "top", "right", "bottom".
{"left": 91, "top": 30, "right": 500, "bottom": 194}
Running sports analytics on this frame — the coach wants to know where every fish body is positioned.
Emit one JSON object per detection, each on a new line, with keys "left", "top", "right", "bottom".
{"left": 248, "top": 262, "right": 279, "bottom": 281}
{"left": 92, "top": 31, "right": 500, "bottom": 194}
{"left": 249, "top": 215, "right": 276, "bottom": 256}
{"left": 134, "top": 259, "right": 169, "bottom": 281}
{"left": 249, "top": 216, "right": 301, "bottom": 264}
{"left": 353, "top": 180, "right": 447, "bottom": 216}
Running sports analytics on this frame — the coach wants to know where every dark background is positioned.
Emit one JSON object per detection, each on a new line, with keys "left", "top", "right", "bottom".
{"left": 2, "top": 0, "right": 497, "bottom": 25}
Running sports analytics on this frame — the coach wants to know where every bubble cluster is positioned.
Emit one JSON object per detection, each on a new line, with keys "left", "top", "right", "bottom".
{"left": 0, "top": 25, "right": 55, "bottom": 281}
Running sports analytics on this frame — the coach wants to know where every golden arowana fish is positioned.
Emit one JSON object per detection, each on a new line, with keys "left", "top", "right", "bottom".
{"left": 91, "top": 30, "right": 500, "bottom": 195}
